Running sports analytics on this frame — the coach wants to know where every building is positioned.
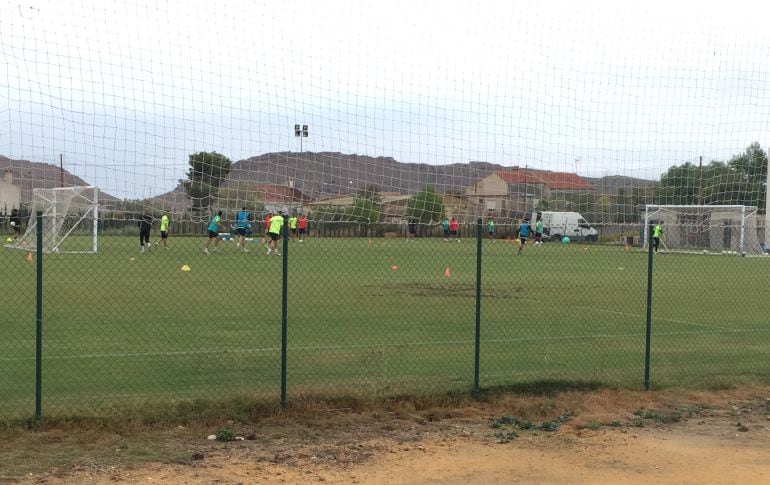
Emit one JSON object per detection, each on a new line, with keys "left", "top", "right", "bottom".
{"left": 0, "top": 169, "right": 22, "bottom": 215}
{"left": 466, "top": 167, "right": 595, "bottom": 219}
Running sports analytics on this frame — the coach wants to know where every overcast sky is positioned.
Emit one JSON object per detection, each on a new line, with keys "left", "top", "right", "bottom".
{"left": 2, "top": 0, "right": 769, "bottom": 199}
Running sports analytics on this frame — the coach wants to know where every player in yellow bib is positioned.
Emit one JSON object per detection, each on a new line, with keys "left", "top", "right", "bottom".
{"left": 267, "top": 211, "right": 285, "bottom": 256}
{"left": 653, "top": 223, "right": 662, "bottom": 253}
{"left": 288, "top": 212, "right": 298, "bottom": 240}
{"left": 157, "top": 212, "right": 170, "bottom": 248}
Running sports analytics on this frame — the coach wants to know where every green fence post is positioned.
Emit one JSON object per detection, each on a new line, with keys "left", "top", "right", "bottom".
{"left": 35, "top": 210, "right": 43, "bottom": 421}
{"left": 280, "top": 221, "right": 289, "bottom": 411}
{"left": 644, "top": 223, "right": 654, "bottom": 390}
{"left": 473, "top": 218, "right": 482, "bottom": 399}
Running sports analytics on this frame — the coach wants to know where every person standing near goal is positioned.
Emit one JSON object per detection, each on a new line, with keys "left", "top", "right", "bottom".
{"left": 534, "top": 216, "right": 544, "bottom": 246}
{"left": 517, "top": 217, "right": 531, "bottom": 255}
{"left": 9, "top": 208, "right": 21, "bottom": 241}
{"left": 235, "top": 206, "right": 252, "bottom": 252}
{"left": 441, "top": 217, "right": 450, "bottom": 241}
{"left": 260, "top": 211, "right": 272, "bottom": 246}
{"left": 266, "top": 211, "right": 284, "bottom": 256}
{"left": 297, "top": 213, "right": 308, "bottom": 242}
{"left": 157, "top": 211, "right": 170, "bottom": 249}
{"left": 449, "top": 217, "right": 459, "bottom": 242}
{"left": 653, "top": 222, "right": 662, "bottom": 253}
{"left": 138, "top": 209, "right": 153, "bottom": 253}
{"left": 407, "top": 217, "right": 417, "bottom": 242}
{"left": 288, "top": 211, "right": 298, "bottom": 241}
{"left": 204, "top": 210, "right": 226, "bottom": 254}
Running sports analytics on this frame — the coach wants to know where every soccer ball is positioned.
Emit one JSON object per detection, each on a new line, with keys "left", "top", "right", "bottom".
{"left": 9, "top": 221, "right": 15, "bottom": 227}
{"left": 561, "top": 236, "right": 570, "bottom": 245}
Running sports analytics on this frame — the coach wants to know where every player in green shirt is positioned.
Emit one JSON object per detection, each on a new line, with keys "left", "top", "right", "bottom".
{"left": 653, "top": 223, "right": 662, "bottom": 253}
{"left": 204, "top": 210, "right": 226, "bottom": 254}
{"left": 288, "top": 212, "right": 298, "bottom": 240}
{"left": 487, "top": 218, "right": 496, "bottom": 242}
{"left": 156, "top": 212, "right": 170, "bottom": 248}
{"left": 534, "top": 217, "right": 544, "bottom": 246}
{"left": 267, "top": 211, "right": 285, "bottom": 256}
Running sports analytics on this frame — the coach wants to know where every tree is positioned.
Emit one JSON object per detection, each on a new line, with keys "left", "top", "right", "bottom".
{"left": 357, "top": 184, "right": 382, "bottom": 203}
{"left": 346, "top": 197, "right": 380, "bottom": 223}
{"left": 658, "top": 162, "right": 699, "bottom": 205}
{"left": 657, "top": 142, "right": 767, "bottom": 208}
{"left": 182, "top": 151, "right": 233, "bottom": 214}
{"left": 727, "top": 142, "right": 767, "bottom": 209}
{"left": 406, "top": 185, "right": 445, "bottom": 224}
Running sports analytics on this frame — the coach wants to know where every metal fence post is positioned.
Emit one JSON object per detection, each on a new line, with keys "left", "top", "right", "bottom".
{"left": 473, "top": 218, "right": 482, "bottom": 398}
{"left": 35, "top": 210, "right": 43, "bottom": 421}
{"left": 280, "top": 221, "right": 289, "bottom": 410}
{"left": 644, "top": 223, "right": 654, "bottom": 390}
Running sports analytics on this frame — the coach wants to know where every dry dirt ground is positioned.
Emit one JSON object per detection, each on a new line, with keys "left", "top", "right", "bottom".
{"left": 3, "top": 387, "right": 770, "bottom": 484}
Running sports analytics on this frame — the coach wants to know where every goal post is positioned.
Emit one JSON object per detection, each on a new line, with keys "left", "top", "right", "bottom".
{"left": 8, "top": 186, "right": 99, "bottom": 254}
{"left": 642, "top": 205, "right": 761, "bottom": 256}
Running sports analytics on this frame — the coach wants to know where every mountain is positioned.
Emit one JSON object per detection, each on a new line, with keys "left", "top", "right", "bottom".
{"left": 3, "top": 152, "right": 657, "bottom": 209}
{"left": 584, "top": 175, "right": 658, "bottom": 196}
{"left": 228, "top": 152, "right": 504, "bottom": 197}
{"left": 0, "top": 155, "right": 119, "bottom": 205}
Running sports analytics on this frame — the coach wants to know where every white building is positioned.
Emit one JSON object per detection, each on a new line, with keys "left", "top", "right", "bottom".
{"left": 0, "top": 169, "right": 21, "bottom": 214}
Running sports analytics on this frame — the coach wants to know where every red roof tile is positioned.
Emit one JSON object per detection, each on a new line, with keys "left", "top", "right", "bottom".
{"left": 495, "top": 168, "right": 593, "bottom": 191}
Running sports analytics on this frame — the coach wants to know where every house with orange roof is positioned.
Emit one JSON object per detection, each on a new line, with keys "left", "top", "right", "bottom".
{"left": 465, "top": 167, "right": 594, "bottom": 218}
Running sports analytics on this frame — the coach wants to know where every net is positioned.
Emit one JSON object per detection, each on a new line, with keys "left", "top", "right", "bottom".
{"left": 642, "top": 205, "right": 762, "bottom": 255}
{"left": 10, "top": 186, "right": 99, "bottom": 253}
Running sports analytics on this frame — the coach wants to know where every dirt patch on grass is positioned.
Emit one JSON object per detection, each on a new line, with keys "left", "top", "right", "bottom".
{"left": 3, "top": 387, "right": 770, "bottom": 484}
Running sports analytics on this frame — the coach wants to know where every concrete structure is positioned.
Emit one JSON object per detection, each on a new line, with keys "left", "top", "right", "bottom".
{"left": 0, "top": 169, "right": 22, "bottom": 215}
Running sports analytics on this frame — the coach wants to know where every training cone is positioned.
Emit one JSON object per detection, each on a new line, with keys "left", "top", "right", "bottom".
{"left": 26, "top": 252, "right": 33, "bottom": 262}
{"left": 444, "top": 266, "right": 451, "bottom": 277}
{"left": 180, "top": 264, "right": 191, "bottom": 272}
{"left": 391, "top": 265, "right": 398, "bottom": 271}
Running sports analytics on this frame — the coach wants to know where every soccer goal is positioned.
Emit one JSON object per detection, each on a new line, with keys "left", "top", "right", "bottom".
{"left": 9, "top": 186, "right": 99, "bottom": 254}
{"left": 642, "top": 205, "right": 762, "bottom": 256}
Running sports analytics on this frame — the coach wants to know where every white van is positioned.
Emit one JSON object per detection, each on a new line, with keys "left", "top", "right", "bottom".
{"left": 540, "top": 211, "right": 598, "bottom": 242}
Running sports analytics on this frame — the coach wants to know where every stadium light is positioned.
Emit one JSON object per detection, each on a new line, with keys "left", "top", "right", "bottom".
{"left": 294, "top": 123, "right": 309, "bottom": 151}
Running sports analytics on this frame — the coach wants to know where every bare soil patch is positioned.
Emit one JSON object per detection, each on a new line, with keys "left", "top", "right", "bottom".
{"left": 3, "top": 387, "right": 770, "bottom": 484}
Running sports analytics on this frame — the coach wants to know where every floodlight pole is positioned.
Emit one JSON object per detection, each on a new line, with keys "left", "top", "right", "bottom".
{"left": 294, "top": 124, "right": 309, "bottom": 152}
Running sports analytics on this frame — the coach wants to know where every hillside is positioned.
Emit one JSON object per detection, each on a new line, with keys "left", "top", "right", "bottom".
{"left": 3, "top": 153, "right": 656, "bottom": 210}
{"left": 0, "top": 155, "right": 119, "bottom": 205}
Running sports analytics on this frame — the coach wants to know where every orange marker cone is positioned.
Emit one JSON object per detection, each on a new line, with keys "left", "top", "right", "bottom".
{"left": 26, "top": 252, "right": 33, "bottom": 262}
{"left": 444, "top": 266, "right": 451, "bottom": 277}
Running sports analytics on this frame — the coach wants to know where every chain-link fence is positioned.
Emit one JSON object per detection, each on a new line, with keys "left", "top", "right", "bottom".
{"left": 2, "top": 216, "right": 769, "bottom": 421}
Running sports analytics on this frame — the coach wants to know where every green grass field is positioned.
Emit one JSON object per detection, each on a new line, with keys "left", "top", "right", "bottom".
{"left": 2, "top": 234, "right": 770, "bottom": 419}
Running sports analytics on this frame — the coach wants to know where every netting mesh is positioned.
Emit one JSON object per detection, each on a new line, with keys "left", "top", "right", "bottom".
{"left": 643, "top": 205, "right": 761, "bottom": 255}
{"left": 1, "top": 1, "right": 768, "bottom": 232}
{"left": 2, "top": 1, "right": 770, "bottom": 420}
{"left": 11, "top": 186, "right": 98, "bottom": 253}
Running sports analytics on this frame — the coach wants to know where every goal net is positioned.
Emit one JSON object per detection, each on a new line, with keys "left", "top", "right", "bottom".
{"left": 642, "top": 205, "right": 762, "bottom": 256}
{"left": 10, "top": 186, "right": 99, "bottom": 254}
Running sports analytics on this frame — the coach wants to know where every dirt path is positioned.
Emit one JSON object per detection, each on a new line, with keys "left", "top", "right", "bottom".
{"left": 7, "top": 389, "right": 770, "bottom": 484}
